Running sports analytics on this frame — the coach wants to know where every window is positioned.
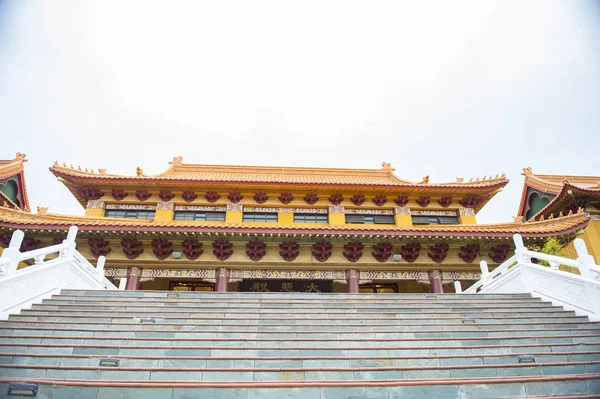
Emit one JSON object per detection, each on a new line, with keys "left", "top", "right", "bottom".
{"left": 174, "top": 211, "right": 226, "bottom": 221}
{"left": 105, "top": 210, "right": 155, "bottom": 220}
{"left": 243, "top": 212, "right": 278, "bottom": 222}
{"left": 345, "top": 214, "right": 395, "bottom": 225}
{"left": 294, "top": 213, "right": 328, "bottom": 224}
{"left": 412, "top": 216, "right": 459, "bottom": 225}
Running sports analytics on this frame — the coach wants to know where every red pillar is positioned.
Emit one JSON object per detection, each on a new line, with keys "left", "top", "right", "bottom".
{"left": 428, "top": 270, "right": 444, "bottom": 294}
{"left": 346, "top": 270, "right": 359, "bottom": 293}
{"left": 125, "top": 267, "right": 142, "bottom": 290}
{"left": 216, "top": 268, "right": 230, "bottom": 292}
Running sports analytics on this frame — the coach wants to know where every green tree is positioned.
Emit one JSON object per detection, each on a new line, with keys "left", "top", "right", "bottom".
{"left": 528, "top": 237, "right": 577, "bottom": 273}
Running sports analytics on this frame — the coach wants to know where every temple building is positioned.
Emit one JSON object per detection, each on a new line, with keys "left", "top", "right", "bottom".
{"left": 518, "top": 167, "right": 600, "bottom": 263}
{"left": 0, "top": 154, "right": 591, "bottom": 293}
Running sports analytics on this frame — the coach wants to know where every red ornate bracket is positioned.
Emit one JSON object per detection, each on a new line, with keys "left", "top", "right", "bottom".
{"left": 20, "top": 236, "right": 41, "bottom": 252}
{"left": 182, "top": 191, "right": 198, "bottom": 202}
{"left": 121, "top": 238, "right": 144, "bottom": 259}
{"left": 278, "top": 192, "right": 294, "bottom": 204}
{"left": 111, "top": 189, "right": 128, "bottom": 201}
{"left": 428, "top": 243, "right": 449, "bottom": 263}
{"left": 0, "top": 235, "right": 10, "bottom": 248}
{"left": 304, "top": 193, "right": 319, "bottom": 205}
{"left": 458, "top": 243, "right": 480, "bottom": 263}
{"left": 151, "top": 238, "right": 173, "bottom": 260}
{"left": 246, "top": 239, "right": 267, "bottom": 261}
{"left": 159, "top": 190, "right": 175, "bottom": 202}
{"left": 212, "top": 239, "right": 233, "bottom": 261}
{"left": 564, "top": 199, "right": 588, "bottom": 214}
{"left": 343, "top": 242, "right": 364, "bottom": 262}
{"left": 228, "top": 192, "right": 243, "bottom": 204}
{"left": 88, "top": 238, "right": 112, "bottom": 258}
{"left": 77, "top": 187, "right": 104, "bottom": 201}
{"left": 205, "top": 192, "right": 220, "bottom": 203}
{"left": 394, "top": 196, "right": 409, "bottom": 207}
{"left": 135, "top": 190, "right": 151, "bottom": 202}
{"left": 400, "top": 242, "right": 420, "bottom": 263}
{"left": 416, "top": 196, "right": 431, "bottom": 207}
{"left": 329, "top": 194, "right": 344, "bottom": 205}
{"left": 279, "top": 241, "right": 300, "bottom": 262}
{"left": 253, "top": 192, "right": 269, "bottom": 204}
{"left": 489, "top": 244, "right": 510, "bottom": 263}
{"left": 372, "top": 242, "right": 393, "bottom": 262}
{"left": 182, "top": 239, "right": 204, "bottom": 260}
{"left": 459, "top": 195, "right": 485, "bottom": 209}
{"left": 372, "top": 195, "right": 387, "bottom": 207}
{"left": 312, "top": 241, "right": 332, "bottom": 262}
{"left": 350, "top": 194, "right": 365, "bottom": 206}
{"left": 438, "top": 197, "right": 452, "bottom": 208}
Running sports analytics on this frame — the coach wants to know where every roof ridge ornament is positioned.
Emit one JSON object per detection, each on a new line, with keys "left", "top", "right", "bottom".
{"left": 13, "top": 153, "right": 27, "bottom": 163}
{"left": 37, "top": 206, "right": 48, "bottom": 215}
{"left": 419, "top": 175, "right": 429, "bottom": 184}
{"left": 136, "top": 167, "right": 144, "bottom": 177}
{"left": 381, "top": 162, "right": 395, "bottom": 172}
{"left": 522, "top": 166, "right": 533, "bottom": 176}
{"left": 169, "top": 156, "right": 184, "bottom": 166}
{"left": 512, "top": 216, "right": 523, "bottom": 224}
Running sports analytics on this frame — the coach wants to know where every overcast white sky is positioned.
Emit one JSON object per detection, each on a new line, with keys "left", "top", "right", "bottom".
{"left": 1, "top": 1, "right": 599, "bottom": 223}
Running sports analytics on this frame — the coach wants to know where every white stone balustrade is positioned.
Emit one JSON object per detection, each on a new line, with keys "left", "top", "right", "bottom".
{"left": 0, "top": 226, "right": 118, "bottom": 319}
{"left": 460, "top": 234, "right": 600, "bottom": 321}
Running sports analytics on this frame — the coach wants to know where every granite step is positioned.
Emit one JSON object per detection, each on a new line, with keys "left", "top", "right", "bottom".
{"left": 3, "top": 351, "right": 599, "bottom": 368}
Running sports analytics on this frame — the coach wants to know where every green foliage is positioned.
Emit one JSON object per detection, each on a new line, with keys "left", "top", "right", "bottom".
{"left": 527, "top": 237, "right": 576, "bottom": 273}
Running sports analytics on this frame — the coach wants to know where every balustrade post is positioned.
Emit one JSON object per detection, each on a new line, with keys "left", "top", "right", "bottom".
{"left": 118, "top": 278, "right": 127, "bottom": 290}
{"left": 96, "top": 256, "right": 106, "bottom": 281}
{"left": 59, "top": 226, "right": 78, "bottom": 258}
{"left": 574, "top": 238, "right": 596, "bottom": 279}
{"left": 0, "top": 230, "right": 24, "bottom": 276}
{"left": 513, "top": 233, "right": 531, "bottom": 264}
{"left": 454, "top": 281, "right": 463, "bottom": 293}
{"left": 479, "top": 260, "right": 489, "bottom": 287}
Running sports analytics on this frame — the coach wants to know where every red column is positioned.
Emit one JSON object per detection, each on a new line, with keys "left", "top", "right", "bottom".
{"left": 125, "top": 267, "right": 142, "bottom": 290}
{"left": 428, "top": 270, "right": 444, "bottom": 294}
{"left": 346, "top": 270, "right": 359, "bottom": 293}
{"left": 216, "top": 268, "right": 230, "bottom": 292}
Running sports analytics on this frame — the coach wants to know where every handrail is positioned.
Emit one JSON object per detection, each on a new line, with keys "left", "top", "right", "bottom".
{"left": 0, "top": 226, "right": 118, "bottom": 319}
{"left": 459, "top": 233, "right": 600, "bottom": 320}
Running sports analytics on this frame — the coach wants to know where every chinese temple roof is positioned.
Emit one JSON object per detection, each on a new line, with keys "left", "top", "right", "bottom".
{"left": 0, "top": 153, "right": 30, "bottom": 212}
{"left": 0, "top": 206, "right": 588, "bottom": 240}
{"left": 518, "top": 167, "right": 600, "bottom": 221}
{"left": 50, "top": 158, "right": 508, "bottom": 191}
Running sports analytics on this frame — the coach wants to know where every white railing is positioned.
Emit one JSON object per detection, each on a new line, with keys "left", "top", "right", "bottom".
{"left": 0, "top": 226, "right": 118, "bottom": 319}
{"left": 459, "top": 234, "right": 600, "bottom": 321}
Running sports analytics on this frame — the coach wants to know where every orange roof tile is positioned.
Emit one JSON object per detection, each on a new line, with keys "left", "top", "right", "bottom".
{"left": 0, "top": 207, "right": 588, "bottom": 239}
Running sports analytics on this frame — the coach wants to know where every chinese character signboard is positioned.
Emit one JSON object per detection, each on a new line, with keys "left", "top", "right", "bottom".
{"left": 239, "top": 279, "right": 333, "bottom": 293}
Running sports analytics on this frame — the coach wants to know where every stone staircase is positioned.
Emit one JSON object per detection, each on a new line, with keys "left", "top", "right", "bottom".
{"left": 1, "top": 290, "right": 599, "bottom": 398}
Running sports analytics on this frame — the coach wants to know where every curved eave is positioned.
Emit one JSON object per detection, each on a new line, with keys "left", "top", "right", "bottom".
{"left": 0, "top": 208, "right": 588, "bottom": 240}
{"left": 528, "top": 184, "right": 600, "bottom": 221}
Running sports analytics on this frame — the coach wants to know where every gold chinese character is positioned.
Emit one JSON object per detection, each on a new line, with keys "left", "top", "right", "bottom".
{"left": 280, "top": 282, "right": 294, "bottom": 292}
{"left": 305, "top": 283, "right": 321, "bottom": 293}
{"left": 249, "top": 282, "right": 269, "bottom": 292}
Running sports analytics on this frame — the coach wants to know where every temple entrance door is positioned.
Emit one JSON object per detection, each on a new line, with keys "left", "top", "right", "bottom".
{"left": 359, "top": 283, "right": 398, "bottom": 294}
{"left": 239, "top": 279, "right": 333, "bottom": 293}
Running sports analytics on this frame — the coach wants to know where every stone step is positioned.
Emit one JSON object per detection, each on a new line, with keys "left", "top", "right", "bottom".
{"left": 3, "top": 325, "right": 600, "bottom": 339}
{"left": 3, "top": 351, "right": 599, "bottom": 368}
{"left": 1, "top": 375, "right": 600, "bottom": 399}
{"left": 3, "top": 331, "right": 599, "bottom": 346}
{"left": 17, "top": 308, "right": 578, "bottom": 318}
{"left": 59, "top": 290, "right": 533, "bottom": 299}
{"left": 2, "top": 361, "right": 600, "bottom": 381}
{"left": 3, "top": 341, "right": 599, "bottom": 357}
{"left": 4, "top": 319, "right": 598, "bottom": 331}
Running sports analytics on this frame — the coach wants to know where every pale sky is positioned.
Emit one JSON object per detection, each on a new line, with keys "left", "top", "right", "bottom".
{"left": 1, "top": 1, "right": 599, "bottom": 223}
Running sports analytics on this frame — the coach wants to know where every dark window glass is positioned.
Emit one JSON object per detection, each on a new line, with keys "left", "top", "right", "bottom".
{"left": 243, "top": 212, "right": 278, "bottom": 222}
{"left": 412, "top": 215, "right": 459, "bottom": 225}
{"left": 345, "top": 214, "right": 394, "bottom": 225}
{"left": 105, "top": 210, "right": 156, "bottom": 220}
{"left": 294, "top": 214, "right": 328, "bottom": 224}
{"left": 174, "top": 211, "right": 226, "bottom": 221}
